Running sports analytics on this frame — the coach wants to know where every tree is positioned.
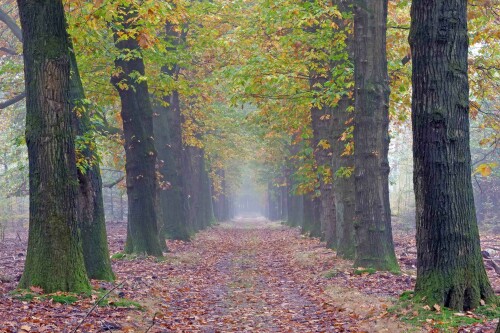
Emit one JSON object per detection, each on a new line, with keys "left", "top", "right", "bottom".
{"left": 153, "top": 23, "right": 192, "bottom": 241}
{"left": 111, "top": 3, "right": 162, "bottom": 256}
{"left": 17, "top": 0, "right": 90, "bottom": 292}
{"left": 69, "top": 51, "right": 114, "bottom": 281}
{"left": 0, "top": 3, "right": 113, "bottom": 281}
{"left": 409, "top": 0, "right": 494, "bottom": 310}
{"left": 352, "top": 0, "right": 398, "bottom": 271}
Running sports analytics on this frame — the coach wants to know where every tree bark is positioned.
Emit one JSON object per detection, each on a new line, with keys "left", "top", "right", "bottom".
{"left": 331, "top": 94, "right": 356, "bottom": 259}
{"left": 153, "top": 22, "right": 192, "bottom": 241}
{"left": 69, "top": 46, "right": 114, "bottom": 281}
{"left": 409, "top": 0, "right": 494, "bottom": 310}
{"left": 17, "top": 0, "right": 90, "bottom": 292}
{"left": 111, "top": 4, "right": 162, "bottom": 256}
{"left": 310, "top": 73, "right": 336, "bottom": 247}
{"left": 353, "top": 0, "right": 398, "bottom": 271}
{"left": 331, "top": 1, "right": 356, "bottom": 259}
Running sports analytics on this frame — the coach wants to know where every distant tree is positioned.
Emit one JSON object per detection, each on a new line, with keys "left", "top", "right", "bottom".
{"left": 153, "top": 22, "right": 192, "bottom": 241}
{"left": 409, "top": 0, "right": 494, "bottom": 309}
{"left": 17, "top": 0, "right": 90, "bottom": 292}
{"left": 352, "top": 0, "right": 399, "bottom": 271}
{"left": 111, "top": 3, "right": 162, "bottom": 256}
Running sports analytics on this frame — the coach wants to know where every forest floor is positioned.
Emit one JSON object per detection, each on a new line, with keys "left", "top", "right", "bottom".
{"left": 0, "top": 217, "right": 499, "bottom": 333}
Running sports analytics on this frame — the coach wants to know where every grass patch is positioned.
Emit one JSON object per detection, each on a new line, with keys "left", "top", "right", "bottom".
{"left": 110, "top": 252, "right": 139, "bottom": 260}
{"left": 353, "top": 268, "right": 377, "bottom": 275}
{"left": 11, "top": 289, "right": 79, "bottom": 304}
{"left": 322, "top": 269, "right": 340, "bottom": 279}
{"left": 388, "top": 291, "right": 499, "bottom": 330}
{"left": 49, "top": 294, "right": 79, "bottom": 304}
{"left": 104, "top": 298, "right": 144, "bottom": 310}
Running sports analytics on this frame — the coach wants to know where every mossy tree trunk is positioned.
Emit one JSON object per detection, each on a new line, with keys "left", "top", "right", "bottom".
{"left": 352, "top": 0, "right": 398, "bottom": 271}
{"left": 409, "top": 0, "right": 494, "bottom": 310}
{"left": 69, "top": 48, "right": 114, "bottom": 281}
{"left": 111, "top": 5, "right": 162, "bottom": 256}
{"left": 17, "top": 0, "right": 90, "bottom": 292}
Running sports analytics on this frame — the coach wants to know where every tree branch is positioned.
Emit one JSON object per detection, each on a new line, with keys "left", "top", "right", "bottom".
{"left": 0, "top": 91, "right": 26, "bottom": 109}
{"left": 0, "top": 7, "right": 23, "bottom": 42}
{"left": 71, "top": 281, "right": 125, "bottom": 333}
{"left": 0, "top": 46, "right": 18, "bottom": 55}
{"left": 103, "top": 175, "right": 125, "bottom": 188}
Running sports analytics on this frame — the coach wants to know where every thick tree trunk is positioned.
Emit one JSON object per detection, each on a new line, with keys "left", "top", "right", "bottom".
{"left": 310, "top": 72, "right": 336, "bottom": 247}
{"left": 153, "top": 95, "right": 191, "bottom": 241}
{"left": 153, "top": 22, "right": 191, "bottom": 241}
{"left": 353, "top": 0, "right": 398, "bottom": 271}
{"left": 111, "top": 5, "right": 162, "bottom": 256}
{"left": 331, "top": 95, "right": 356, "bottom": 259}
{"left": 69, "top": 48, "right": 114, "bottom": 281}
{"left": 17, "top": 0, "right": 90, "bottom": 292}
{"left": 409, "top": 0, "right": 494, "bottom": 310}
{"left": 331, "top": 0, "right": 356, "bottom": 259}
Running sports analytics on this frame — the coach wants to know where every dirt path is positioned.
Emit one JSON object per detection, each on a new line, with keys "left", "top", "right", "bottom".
{"left": 152, "top": 217, "right": 353, "bottom": 332}
{"left": 1, "top": 217, "right": 498, "bottom": 332}
{"left": 112, "top": 217, "right": 413, "bottom": 332}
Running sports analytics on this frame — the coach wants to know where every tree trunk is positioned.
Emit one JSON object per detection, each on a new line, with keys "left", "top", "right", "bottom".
{"left": 111, "top": 5, "right": 162, "bottom": 256}
{"left": 353, "top": 0, "right": 398, "bottom": 271}
{"left": 409, "top": 0, "right": 494, "bottom": 310}
{"left": 153, "top": 22, "right": 192, "bottom": 241}
{"left": 331, "top": 0, "right": 356, "bottom": 260}
{"left": 199, "top": 150, "right": 215, "bottom": 228}
{"left": 69, "top": 46, "right": 114, "bottom": 281}
{"left": 153, "top": 95, "right": 191, "bottom": 241}
{"left": 17, "top": 0, "right": 90, "bottom": 292}
{"left": 331, "top": 95, "right": 356, "bottom": 259}
{"left": 302, "top": 194, "right": 322, "bottom": 237}
{"left": 310, "top": 72, "right": 336, "bottom": 247}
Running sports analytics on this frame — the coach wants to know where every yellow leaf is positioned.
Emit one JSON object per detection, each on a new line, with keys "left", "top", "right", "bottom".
{"left": 474, "top": 163, "right": 498, "bottom": 177}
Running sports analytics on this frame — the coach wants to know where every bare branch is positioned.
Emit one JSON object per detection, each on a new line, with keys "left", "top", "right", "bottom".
{"left": 0, "top": 46, "right": 18, "bottom": 55}
{"left": 0, "top": 91, "right": 25, "bottom": 109}
{"left": 71, "top": 281, "right": 125, "bottom": 333}
{"left": 103, "top": 175, "right": 125, "bottom": 188}
{"left": 0, "top": 7, "right": 22, "bottom": 42}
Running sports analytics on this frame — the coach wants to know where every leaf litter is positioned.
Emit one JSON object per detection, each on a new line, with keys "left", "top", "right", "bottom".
{"left": 0, "top": 217, "right": 498, "bottom": 332}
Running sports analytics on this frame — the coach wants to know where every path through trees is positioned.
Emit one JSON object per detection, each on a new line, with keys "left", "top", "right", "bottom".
{"left": 1, "top": 218, "right": 498, "bottom": 331}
